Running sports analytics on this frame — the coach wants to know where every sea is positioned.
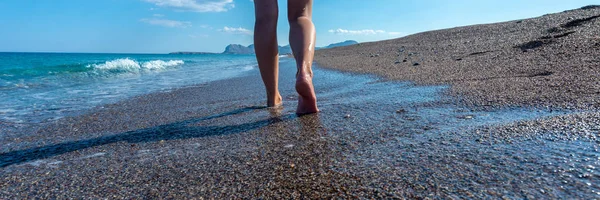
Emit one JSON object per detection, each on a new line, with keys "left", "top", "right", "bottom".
{"left": 0, "top": 52, "right": 258, "bottom": 124}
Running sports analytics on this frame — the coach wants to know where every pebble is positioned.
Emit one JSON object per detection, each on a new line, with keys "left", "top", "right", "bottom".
{"left": 5, "top": 8, "right": 600, "bottom": 199}
{"left": 585, "top": 165, "right": 595, "bottom": 169}
{"left": 458, "top": 115, "right": 474, "bottom": 119}
{"left": 395, "top": 109, "right": 407, "bottom": 113}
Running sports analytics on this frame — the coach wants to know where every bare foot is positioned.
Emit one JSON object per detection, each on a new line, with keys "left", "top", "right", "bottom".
{"left": 267, "top": 93, "right": 283, "bottom": 108}
{"left": 295, "top": 74, "right": 319, "bottom": 115}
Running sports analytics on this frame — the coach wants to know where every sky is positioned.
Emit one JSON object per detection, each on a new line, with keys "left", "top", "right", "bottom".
{"left": 0, "top": 0, "right": 597, "bottom": 53}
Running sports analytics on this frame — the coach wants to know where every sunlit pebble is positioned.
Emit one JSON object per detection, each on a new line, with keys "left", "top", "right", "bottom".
{"left": 585, "top": 165, "right": 595, "bottom": 169}
{"left": 580, "top": 173, "right": 593, "bottom": 178}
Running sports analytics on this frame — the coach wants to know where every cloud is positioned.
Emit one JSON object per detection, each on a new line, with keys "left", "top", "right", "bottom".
{"left": 140, "top": 18, "right": 192, "bottom": 28}
{"left": 328, "top": 28, "right": 404, "bottom": 36}
{"left": 219, "top": 26, "right": 252, "bottom": 35}
{"left": 143, "top": 0, "right": 234, "bottom": 12}
{"left": 153, "top": 14, "right": 164, "bottom": 17}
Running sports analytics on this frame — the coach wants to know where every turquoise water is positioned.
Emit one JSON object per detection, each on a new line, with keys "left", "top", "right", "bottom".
{"left": 0, "top": 53, "right": 257, "bottom": 123}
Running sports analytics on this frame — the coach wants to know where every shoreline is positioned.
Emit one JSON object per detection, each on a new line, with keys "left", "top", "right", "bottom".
{"left": 2, "top": 59, "right": 599, "bottom": 198}
{"left": 315, "top": 6, "right": 600, "bottom": 110}
{"left": 312, "top": 5, "right": 600, "bottom": 149}
{"left": 2, "top": 7, "right": 600, "bottom": 198}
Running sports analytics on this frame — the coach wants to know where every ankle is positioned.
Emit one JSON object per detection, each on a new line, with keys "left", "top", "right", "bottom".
{"left": 267, "top": 93, "right": 282, "bottom": 107}
{"left": 296, "top": 63, "right": 313, "bottom": 79}
{"left": 297, "top": 71, "right": 313, "bottom": 80}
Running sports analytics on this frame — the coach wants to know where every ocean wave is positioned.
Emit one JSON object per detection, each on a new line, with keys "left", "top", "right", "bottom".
{"left": 142, "top": 60, "right": 184, "bottom": 70}
{"left": 87, "top": 58, "right": 185, "bottom": 74}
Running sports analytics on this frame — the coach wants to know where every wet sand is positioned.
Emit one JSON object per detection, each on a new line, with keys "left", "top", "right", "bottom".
{"left": 2, "top": 6, "right": 600, "bottom": 199}
{"left": 2, "top": 57, "right": 599, "bottom": 198}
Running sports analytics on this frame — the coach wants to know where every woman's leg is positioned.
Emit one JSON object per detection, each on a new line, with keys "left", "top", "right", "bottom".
{"left": 288, "top": 0, "right": 319, "bottom": 114}
{"left": 254, "top": 0, "right": 282, "bottom": 107}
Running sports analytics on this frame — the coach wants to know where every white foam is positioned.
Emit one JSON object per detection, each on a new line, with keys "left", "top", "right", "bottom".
{"left": 67, "top": 89, "right": 85, "bottom": 94}
{"left": 242, "top": 65, "right": 255, "bottom": 71}
{"left": 1, "top": 116, "right": 22, "bottom": 123}
{"left": 27, "top": 160, "right": 46, "bottom": 167}
{"left": 89, "top": 58, "right": 141, "bottom": 72}
{"left": 47, "top": 161, "right": 63, "bottom": 167}
{"left": 0, "top": 108, "right": 16, "bottom": 114}
{"left": 142, "top": 60, "right": 184, "bottom": 70}
{"left": 88, "top": 58, "right": 184, "bottom": 74}
{"left": 80, "top": 152, "right": 106, "bottom": 159}
{"left": 14, "top": 83, "right": 29, "bottom": 88}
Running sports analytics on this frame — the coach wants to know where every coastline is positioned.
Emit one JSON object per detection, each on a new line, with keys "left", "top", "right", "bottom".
{"left": 1, "top": 7, "right": 600, "bottom": 199}
{"left": 315, "top": 6, "right": 600, "bottom": 110}
{"left": 313, "top": 6, "right": 600, "bottom": 146}
{"left": 2, "top": 58, "right": 599, "bottom": 198}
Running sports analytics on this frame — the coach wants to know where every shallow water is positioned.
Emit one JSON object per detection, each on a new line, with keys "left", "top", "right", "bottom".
{"left": 0, "top": 58, "right": 597, "bottom": 198}
{"left": 0, "top": 53, "right": 257, "bottom": 123}
{"left": 249, "top": 60, "right": 597, "bottom": 198}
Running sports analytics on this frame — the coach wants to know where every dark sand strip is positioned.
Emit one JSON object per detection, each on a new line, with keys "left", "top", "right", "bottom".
{"left": 1, "top": 58, "right": 599, "bottom": 198}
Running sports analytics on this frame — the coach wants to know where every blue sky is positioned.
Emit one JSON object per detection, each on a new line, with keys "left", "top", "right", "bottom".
{"left": 0, "top": 0, "right": 597, "bottom": 53}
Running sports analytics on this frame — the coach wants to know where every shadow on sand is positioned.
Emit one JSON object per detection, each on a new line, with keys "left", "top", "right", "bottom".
{"left": 0, "top": 106, "right": 296, "bottom": 168}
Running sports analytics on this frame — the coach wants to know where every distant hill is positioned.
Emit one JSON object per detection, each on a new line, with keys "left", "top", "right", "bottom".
{"left": 222, "top": 44, "right": 294, "bottom": 55}
{"left": 223, "top": 44, "right": 255, "bottom": 54}
{"left": 170, "top": 40, "right": 359, "bottom": 55}
{"left": 279, "top": 45, "right": 292, "bottom": 55}
{"left": 169, "top": 52, "right": 218, "bottom": 55}
{"left": 323, "top": 40, "right": 359, "bottom": 49}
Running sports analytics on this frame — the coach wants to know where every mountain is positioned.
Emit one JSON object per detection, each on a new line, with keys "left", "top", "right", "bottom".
{"left": 323, "top": 40, "right": 359, "bottom": 49}
{"left": 221, "top": 40, "right": 359, "bottom": 55}
{"left": 222, "top": 44, "right": 294, "bottom": 55}
{"left": 279, "top": 45, "right": 292, "bottom": 55}
{"left": 169, "top": 52, "right": 218, "bottom": 55}
{"left": 170, "top": 40, "right": 359, "bottom": 55}
{"left": 223, "top": 44, "right": 255, "bottom": 54}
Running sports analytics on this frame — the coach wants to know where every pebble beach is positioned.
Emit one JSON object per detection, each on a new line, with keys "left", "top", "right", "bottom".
{"left": 2, "top": 6, "right": 600, "bottom": 199}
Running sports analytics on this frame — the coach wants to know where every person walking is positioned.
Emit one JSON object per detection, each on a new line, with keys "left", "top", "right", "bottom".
{"left": 253, "top": 0, "right": 319, "bottom": 115}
